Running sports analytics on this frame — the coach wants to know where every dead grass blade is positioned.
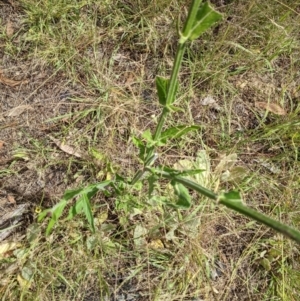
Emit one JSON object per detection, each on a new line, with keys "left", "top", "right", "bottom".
{"left": 255, "top": 102, "right": 286, "bottom": 115}
{"left": 6, "top": 19, "right": 14, "bottom": 37}
{"left": 7, "top": 105, "right": 34, "bottom": 117}
{"left": 0, "top": 70, "right": 28, "bottom": 87}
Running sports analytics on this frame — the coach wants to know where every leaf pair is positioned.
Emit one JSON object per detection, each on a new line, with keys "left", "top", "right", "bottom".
{"left": 38, "top": 181, "right": 111, "bottom": 235}
{"left": 181, "top": 1, "right": 222, "bottom": 43}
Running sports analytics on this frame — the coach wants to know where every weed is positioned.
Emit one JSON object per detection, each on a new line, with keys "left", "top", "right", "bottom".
{"left": 1, "top": 0, "right": 300, "bottom": 300}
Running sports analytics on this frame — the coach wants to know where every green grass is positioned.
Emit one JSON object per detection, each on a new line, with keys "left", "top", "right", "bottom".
{"left": 1, "top": 0, "right": 300, "bottom": 300}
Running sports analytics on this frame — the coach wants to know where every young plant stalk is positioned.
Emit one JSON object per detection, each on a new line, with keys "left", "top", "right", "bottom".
{"left": 132, "top": 0, "right": 221, "bottom": 183}
{"left": 147, "top": 42, "right": 186, "bottom": 159}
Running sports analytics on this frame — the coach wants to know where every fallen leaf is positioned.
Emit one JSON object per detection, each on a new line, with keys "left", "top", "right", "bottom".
{"left": 0, "top": 71, "right": 27, "bottom": 87}
{"left": 0, "top": 242, "right": 21, "bottom": 259}
{"left": 0, "top": 140, "right": 4, "bottom": 149}
{"left": 7, "top": 194, "right": 16, "bottom": 205}
{"left": 48, "top": 135, "right": 83, "bottom": 158}
{"left": 7, "top": 105, "right": 33, "bottom": 117}
{"left": 148, "top": 239, "right": 164, "bottom": 250}
{"left": 0, "top": 204, "right": 30, "bottom": 241}
{"left": 255, "top": 102, "right": 286, "bottom": 115}
{"left": 6, "top": 19, "right": 14, "bottom": 37}
{"left": 17, "top": 273, "right": 32, "bottom": 289}
{"left": 124, "top": 72, "right": 135, "bottom": 87}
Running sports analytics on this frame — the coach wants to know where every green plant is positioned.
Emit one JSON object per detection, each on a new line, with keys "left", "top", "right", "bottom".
{"left": 38, "top": 0, "right": 300, "bottom": 244}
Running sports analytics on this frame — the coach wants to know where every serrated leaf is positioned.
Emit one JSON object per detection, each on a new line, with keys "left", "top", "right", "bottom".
{"left": 40, "top": 181, "right": 110, "bottom": 234}
{"left": 174, "top": 150, "right": 211, "bottom": 187}
{"left": 189, "top": 2, "right": 222, "bottom": 41}
{"left": 37, "top": 208, "right": 50, "bottom": 222}
{"left": 173, "top": 182, "right": 191, "bottom": 209}
{"left": 62, "top": 188, "right": 86, "bottom": 202}
{"left": 46, "top": 219, "right": 56, "bottom": 236}
{"left": 142, "top": 129, "right": 154, "bottom": 143}
{"left": 156, "top": 76, "right": 169, "bottom": 106}
{"left": 141, "top": 129, "right": 164, "bottom": 147}
{"left": 132, "top": 136, "right": 146, "bottom": 161}
{"left": 94, "top": 180, "right": 112, "bottom": 190}
{"left": 160, "top": 125, "right": 200, "bottom": 143}
{"left": 51, "top": 200, "right": 68, "bottom": 221}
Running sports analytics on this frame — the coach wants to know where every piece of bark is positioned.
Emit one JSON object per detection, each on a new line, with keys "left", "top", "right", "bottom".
{"left": 0, "top": 204, "right": 29, "bottom": 241}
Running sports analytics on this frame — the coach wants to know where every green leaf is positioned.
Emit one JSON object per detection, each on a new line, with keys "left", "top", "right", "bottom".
{"left": 90, "top": 148, "right": 105, "bottom": 161}
{"left": 141, "top": 129, "right": 165, "bottom": 147}
{"left": 37, "top": 208, "right": 50, "bottom": 222}
{"left": 141, "top": 129, "right": 156, "bottom": 147}
{"left": 45, "top": 199, "right": 68, "bottom": 235}
{"left": 260, "top": 258, "right": 271, "bottom": 271}
{"left": 81, "top": 193, "right": 95, "bottom": 233}
{"left": 156, "top": 76, "right": 169, "bottom": 106}
{"left": 94, "top": 180, "right": 112, "bottom": 191}
{"left": 147, "top": 174, "right": 158, "bottom": 198}
{"left": 173, "top": 150, "right": 211, "bottom": 187}
{"left": 189, "top": 2, "right": 222, "bottom": 41}
{"left": 151, "top": 166, "right": 204, "bottom": 178}
{"left": 218, "top": 191, "right": 243, "bottom": 205}
{"left": 62, "top": 188, "right": 86, "bottom": 202}
{"left": 160, "top": 125, "right": 200, "bottom": 143}
{"left": 67, "top": 203, "right": 83, "bottom": 220}
{"left": 40, "top": 181, "right": 111, "bottom": 235}
{"left": 173, "top": 182, "right": 191, "bottom": 209}
{"left": 166, "top": 105, "right": 184, "bottom": 113}
{"left": 132, "top": 136, "right": 146, "bottom": 161}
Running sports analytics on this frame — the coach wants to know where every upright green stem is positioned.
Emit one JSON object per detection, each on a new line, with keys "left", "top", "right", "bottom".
{"left": 132, "top": 0, "right": 202, "bottom": 182}
{"left": 145, "top": 42, "right": 186, "bottom": 164}
{"left": 164, "top": 43, "right": 186, "bottom": 108}
{"left": 182, "top": 0, "right": 202, "bottom": 37}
